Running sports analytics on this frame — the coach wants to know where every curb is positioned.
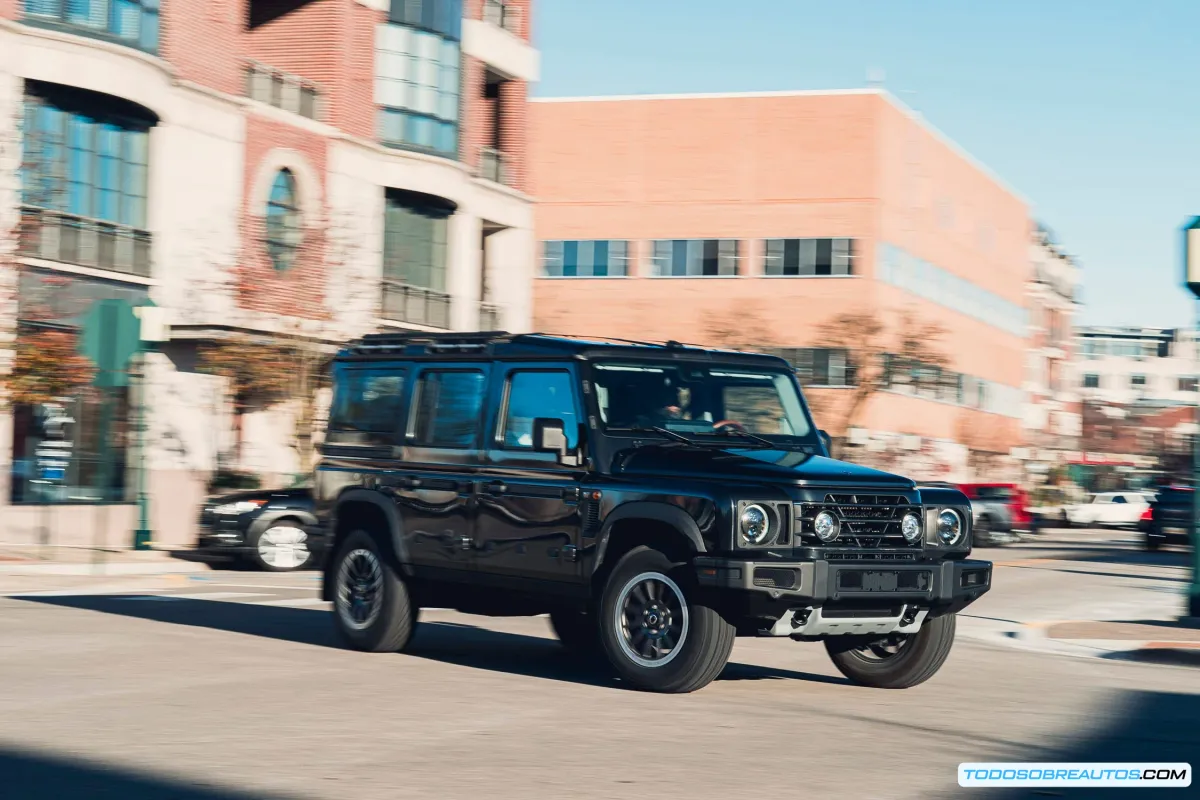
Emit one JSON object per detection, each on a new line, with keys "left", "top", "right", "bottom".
{"left": 1013, "top": 621, "right": 1200, "bottom": 667}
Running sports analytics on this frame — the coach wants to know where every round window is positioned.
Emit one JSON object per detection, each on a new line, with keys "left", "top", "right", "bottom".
{"left": 265, "top": 168, "right": 301, "bottom": 271}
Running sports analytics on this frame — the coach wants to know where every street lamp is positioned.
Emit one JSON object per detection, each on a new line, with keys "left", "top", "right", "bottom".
{"left": 1180, "top": 216, "right": 1200, "bottom": 619}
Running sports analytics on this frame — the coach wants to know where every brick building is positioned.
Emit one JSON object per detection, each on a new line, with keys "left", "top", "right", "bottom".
{"left": 530, "top": 89, "right": 1032, "bottom": 482}
{"left": 0, "top": 0, "right": 538, "bottom": 546}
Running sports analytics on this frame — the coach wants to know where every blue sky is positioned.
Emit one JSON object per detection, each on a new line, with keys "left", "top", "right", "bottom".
{"left": 532, "top": 0, "right": 1200, "bottom": 328}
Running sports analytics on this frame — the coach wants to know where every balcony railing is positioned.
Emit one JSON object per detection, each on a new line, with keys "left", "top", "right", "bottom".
{"left": 381, "top": 282, "right": 451, "bottom": 329}
{"left": 478, "top": 147, "right": 512, "bottom": 186}
{"left": 19, "top": 206, "right": 152, "bottom": 278}
{"left": 483, "top": 0, "right": 521, "bottom": 34}
{"left": 246, "top": 61, "right": 321, "bottom": 121}
{"left": 478, "top": 302, "right": 502, "bottom": 331}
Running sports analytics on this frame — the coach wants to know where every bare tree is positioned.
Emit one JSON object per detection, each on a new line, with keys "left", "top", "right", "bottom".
{"left": 195, "top": 207, "right": 375, "bottom": 485}
{"left": 814, "top": 309, "right": 950, "bottom": 457}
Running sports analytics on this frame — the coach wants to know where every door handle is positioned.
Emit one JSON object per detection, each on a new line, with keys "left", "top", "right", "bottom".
{"left": 459, "top": 535, "right": 473, "bottom": 551}
{"left": 485, "top": 481, "right": 507, "bottom": 495}
{"left": 562, "top": 486, "right": 581, "bottom": 502}
{"left": 398, "top": 476, "right": 422, "bottom": 489}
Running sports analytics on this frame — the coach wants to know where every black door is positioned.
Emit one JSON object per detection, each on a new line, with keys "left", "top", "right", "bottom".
{"left": 474, "top": 364, "right": 586, "bottom": 586}
{"left": 386, "top": 365, "right": 489, "bottom": 581}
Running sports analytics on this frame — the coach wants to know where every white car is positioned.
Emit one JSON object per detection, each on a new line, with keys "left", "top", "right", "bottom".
{"left": 1064, "top": 492, "right": 1151, "bottom": 529}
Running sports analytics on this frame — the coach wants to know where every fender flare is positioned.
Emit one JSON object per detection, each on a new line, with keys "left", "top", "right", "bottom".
{"left": 593, "top": 501, "right": 707, "bottom": 571}
{"left": 323, "top": 489, "right": 412, "bottom": 600}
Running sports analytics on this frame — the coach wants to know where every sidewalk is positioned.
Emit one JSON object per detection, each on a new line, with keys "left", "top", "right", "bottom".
{"left": 1011, "top": 617, "right": 1200, "bottom": 667}
{"left": 0, "top": 544, "right": 212, "bottom": 576}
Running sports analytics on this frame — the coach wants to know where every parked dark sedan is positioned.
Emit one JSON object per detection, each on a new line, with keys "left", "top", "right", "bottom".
{"left": 196, "top": 488, "right": 323, "bottom": 571}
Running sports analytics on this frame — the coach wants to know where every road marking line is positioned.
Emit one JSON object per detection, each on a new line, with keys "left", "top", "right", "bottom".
{"left": 1142, "top": 641, "right": 1200, "bottom": 650}
{"left": 155, "top": 592, "right": 273, "bottom": 600}
{"left": 253, "top": 597, "right": 329, "bottom": 608}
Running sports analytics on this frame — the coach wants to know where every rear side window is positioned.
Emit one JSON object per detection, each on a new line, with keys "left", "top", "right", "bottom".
{"left": 328, "top": 368, "right": 407, "bottom": 441}
{"left": 412, "top": 370, "right": 486, "bottom": 448}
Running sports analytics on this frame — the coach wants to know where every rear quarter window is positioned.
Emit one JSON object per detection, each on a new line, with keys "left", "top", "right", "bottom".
{"left": 327, "top": 366, "right": 407, "bottom": 444}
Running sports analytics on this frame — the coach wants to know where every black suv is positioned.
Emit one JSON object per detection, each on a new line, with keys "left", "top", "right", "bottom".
{"left": 1146, "top": 485, "right": 1194, "bottom": 551}
{"left": 314, "top": 332, "right": 992, "bottom": 693}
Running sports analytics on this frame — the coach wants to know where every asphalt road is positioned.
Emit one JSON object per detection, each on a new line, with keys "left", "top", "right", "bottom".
{"left": 0, "top": 529, "right": 1196, "bottom": 800}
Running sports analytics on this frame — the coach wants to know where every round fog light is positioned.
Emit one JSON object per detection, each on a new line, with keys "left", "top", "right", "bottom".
{"left": 813, "top": 510, "right": 839, "bottom": 542}
{"left": 937, "top": 509, "right": 963, "bottom": 545}
{"left": 901, "top": 512, "right": 922, "bottom": 543}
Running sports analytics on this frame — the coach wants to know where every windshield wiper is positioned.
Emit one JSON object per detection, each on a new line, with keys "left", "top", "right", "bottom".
{"left": 712, "top": 427, "right": 777, "bottom": 448}
{"left": 628, "top": 425, "right": 695, "bottom": 445}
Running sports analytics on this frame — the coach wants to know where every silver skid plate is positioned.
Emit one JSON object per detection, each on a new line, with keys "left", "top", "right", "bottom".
{"left": 766, "top": 605, "right": 928, "bottom": 638}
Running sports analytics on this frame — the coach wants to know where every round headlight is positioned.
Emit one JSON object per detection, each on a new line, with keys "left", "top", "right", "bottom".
{"left": 901, "top": 512, "right": 922, "bottom": 543}
{"left": 739, "top": 504, "right": 771, "bottom": 545}
{"left": 937, "top": 509, "right": 963, "bottom": 545}
{"left": 813, "top": 510, "right": 840, "bottom": 542}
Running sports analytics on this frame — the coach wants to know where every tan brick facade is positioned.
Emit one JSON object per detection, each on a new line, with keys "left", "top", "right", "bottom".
{"left": 532, "top": 90, "right": 1031, "bottom": 462}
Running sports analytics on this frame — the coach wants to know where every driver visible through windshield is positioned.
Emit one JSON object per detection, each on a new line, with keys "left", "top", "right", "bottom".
{"left": 592, "top": 362, "right": 813, "bottom": 445}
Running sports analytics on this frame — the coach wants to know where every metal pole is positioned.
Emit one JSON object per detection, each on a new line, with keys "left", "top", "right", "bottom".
{"left": 133, "top": 349, "right": 152, "bottom": 550}
{"left": 93, "top": 391, "right": 112, "bottom": 573}
{"left": 1190, "top": 302, "right": 1200, "bottom": 619}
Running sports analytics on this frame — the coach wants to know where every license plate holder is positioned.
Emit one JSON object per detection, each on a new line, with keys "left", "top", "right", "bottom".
{"left": 1165, "top": 527, "right": 1188, "bottom": 536}
{"left": 837, "top": 569, "right": 932, "bottom": 593}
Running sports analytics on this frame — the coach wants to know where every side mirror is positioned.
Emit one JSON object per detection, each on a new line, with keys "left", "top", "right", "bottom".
{"left": 533, "top": 418, "right": 579, "bottom": 465}
{"left": 818, "top": 429, "right": 832, "bottom": 455}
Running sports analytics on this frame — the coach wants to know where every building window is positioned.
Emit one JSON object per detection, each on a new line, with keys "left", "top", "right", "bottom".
{"left": 876, "top": 243, "right": 1027, "bottom": 338}
{"left": 24, "top": 0, "right": 160, "bottom": 53}
{"left": 246, "top": 62, "right": 321, "bottom": 120}
{"left": 763, "top": 238, "right": 855, "bottom": 276}
{"left": 542, "top": 240, "right": 630, "bottom": 277}
{"left": 1082, "top": 373, "right": 1100, "bottom": 389}
{"left": 1179, "top": 376, "right": 1199, "bottom": 392}
{"left": 769, "top": 348, "right": 857, "bottom": 387}
{"left": 650, "top": 239, "right": 739, "bottom": 277}
{"left": 19, "top": 83, "right": 154, "bottom": 277}
{"left": 1131, "top": 374, "right": 1147, "bottom": 388}
{"left": 382, "top": 190, "right": 453, "bottom": 328}
{"left": 265, "top": 169, "right": 302, "bottom": 272}
{"left": 376, "top": 9, "right": 461, "bottom": 158}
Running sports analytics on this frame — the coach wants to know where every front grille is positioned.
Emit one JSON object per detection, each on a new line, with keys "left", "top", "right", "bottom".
{"left": 798, "top": 493, "right": 922, "bottom": 549}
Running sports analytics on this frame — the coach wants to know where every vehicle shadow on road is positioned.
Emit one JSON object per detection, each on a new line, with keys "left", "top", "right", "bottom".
{"left": 0, "top": 743, "right": 300, "bottom": 800}
{"left": 19, "top": 595, "right": 847, "bottom": 690}
{"left": 930, "top": 689, "right": 1200, "bottom": 800}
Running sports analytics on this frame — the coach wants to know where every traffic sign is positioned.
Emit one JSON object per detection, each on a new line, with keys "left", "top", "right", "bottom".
{"left": 80, "top": 299, "right": 142, "bottom": 388}
{"left": 1184, "top": 216, "right": 1200, "bottom": 299}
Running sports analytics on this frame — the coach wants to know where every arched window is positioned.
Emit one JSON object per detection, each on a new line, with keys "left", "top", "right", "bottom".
{"left": 265, "top": 168, "right": 301, "bottom": 271}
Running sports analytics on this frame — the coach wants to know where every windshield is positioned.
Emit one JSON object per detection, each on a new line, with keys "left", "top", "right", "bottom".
{"left": 591, "top": 361, "right": 814, "bottom": 442}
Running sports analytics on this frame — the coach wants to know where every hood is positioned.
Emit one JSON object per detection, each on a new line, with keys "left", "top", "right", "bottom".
{"left": 613, "top": 446, "right": 915, "bottom": 489}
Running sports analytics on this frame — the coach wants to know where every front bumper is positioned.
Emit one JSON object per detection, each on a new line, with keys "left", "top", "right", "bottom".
{"left": 694, "top": 556, "right": 992, "bottom": 608}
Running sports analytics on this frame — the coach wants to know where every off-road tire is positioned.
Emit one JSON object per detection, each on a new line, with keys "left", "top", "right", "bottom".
{"left": 549, "top": 608, "right": 603, "bottom": 658}
{"left": 597, "top": 546, "right": 734, "bottom": 693}
{"left": 824, "top": 612, "right": 957, "bottom": 689}
{"left": 331, "top": 529, "right": 417, "bottom": 653}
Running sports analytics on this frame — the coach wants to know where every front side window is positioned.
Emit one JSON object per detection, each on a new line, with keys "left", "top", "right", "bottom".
{"left": 592, "top": 362, "right": 813, "bottom": 442}
{"left": 265, "top": 169, "right": 302, "bottom": 271}
{"left": 650, "top": 239, "right": 739, "bottom": 276}
{"left": 412, "top": 370, "right": 486, "bottom": 448}
{"left": 763, "top": 238, "right": 855, "bottom": 276}
{"left": 328, "top": 368, "right": 407, "bottom": 442}
{"left": 500, "top": 371, "right": 580, "bottom": 449}
{"left": 25, "top": 0, "right": 160, "bottom": 53}
{"left": 542, "top": 240, "right": 630, "bottom": 277}
{"left": 376, "top": 10, "right": 461, "bottom": 157}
